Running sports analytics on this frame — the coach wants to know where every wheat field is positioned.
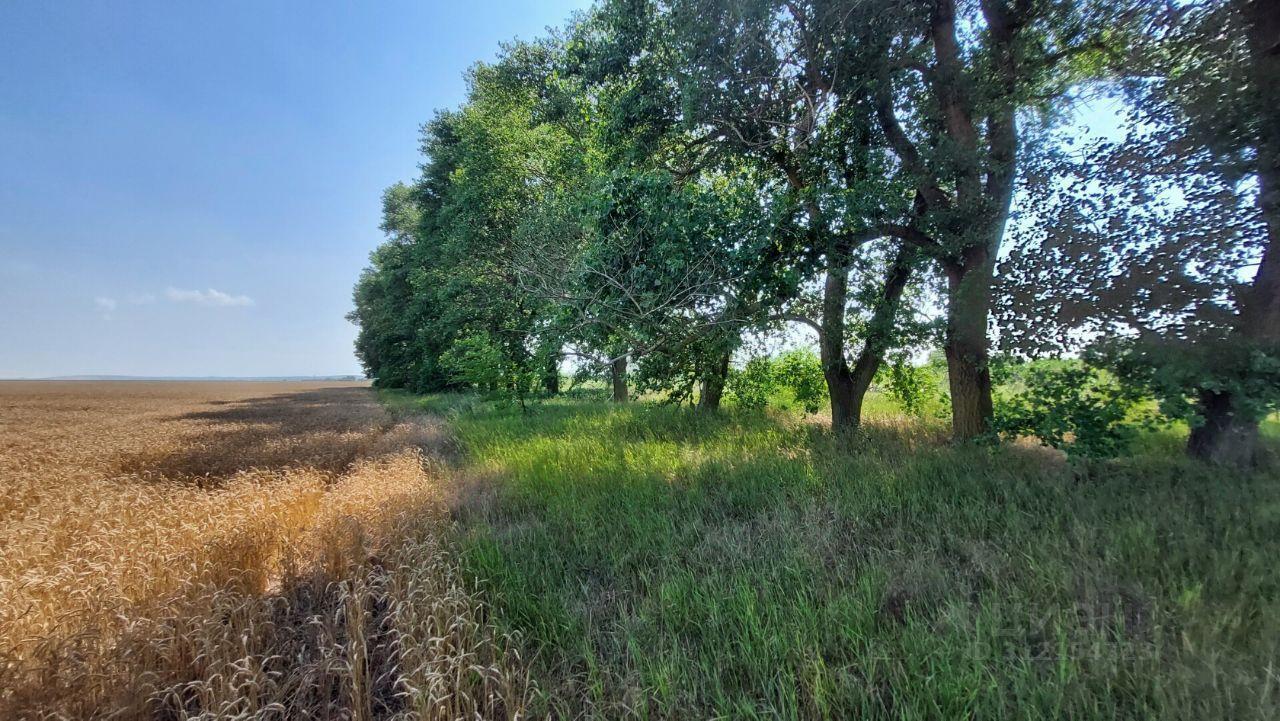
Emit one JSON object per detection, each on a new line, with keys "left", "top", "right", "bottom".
{"left": 0, "top": 381, "right": 527, "bottom": 720}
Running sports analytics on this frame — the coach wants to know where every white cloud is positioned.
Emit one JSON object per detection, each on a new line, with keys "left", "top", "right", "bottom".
{"left": 165, "top": 287, "right": 254, "bottom": 307}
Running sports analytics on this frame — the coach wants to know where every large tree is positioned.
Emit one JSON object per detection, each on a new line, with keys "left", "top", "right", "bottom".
{"left": 505, "top": 5, "right": 796, "bottom": 408}
{"left": 668, "top": 0, "right": 930, "bottom": 431}
{"left": 349, "top": 184, "right": 431, "bottom": 389}
{"left": 853, "top": 0, "right": 1148, "bottom": 439}
{"left": 1000, "top": 0, "right": 1280, "bottom": 465}
{"left": 349, "top": 43, "right": 582, "bottom": 399}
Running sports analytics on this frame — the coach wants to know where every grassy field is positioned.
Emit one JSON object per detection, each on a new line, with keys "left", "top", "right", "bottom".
{"left": 385, "top": 389, "right": 1280, "bottom": 720}
{"left": 0, "top": 381, "right": 525, "bottom": 720}
{"left": 5, "top": 382, "right": 1277, "bottom": 719}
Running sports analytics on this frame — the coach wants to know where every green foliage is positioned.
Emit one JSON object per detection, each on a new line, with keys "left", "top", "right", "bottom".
{"left": 564, "top": 168, "right": 767, "bottom": 392}
{"left": 994, "top": 362, "right": 1153, "bottom": 458}
{"left": 1094, "top": 338, "right": 1280, "bottom": 431}
{"left": 440, "top": 334, "right": 507, "bottom": 392}
{"left": 348, "top": 42, "right": 584, "bottom": 396}
{"left": 440, "top": 333, "right": 540, "bottom": 406}
{"left": 772, "top": 349, "right": 825, "bottom": 414}
{"left": 880, "top": 357, "right": 932, "bottom": 418}
{"left": 347, "top": 0, "right": 1271, "bottom": 462}
{"left": 726, "top": 356, "right": 776, "bottom": 410}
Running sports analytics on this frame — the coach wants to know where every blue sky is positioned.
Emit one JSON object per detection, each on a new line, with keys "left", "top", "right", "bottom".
{"left": 0, "top": 1, "right": 1125, "bottom": 378}
{"left": 0, "top": 0, "right": 589, "bottom": 378}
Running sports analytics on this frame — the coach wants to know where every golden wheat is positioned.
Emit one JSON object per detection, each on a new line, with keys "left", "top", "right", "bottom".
{"left": 0, "top": 381, "right": 527, "bottom": 720}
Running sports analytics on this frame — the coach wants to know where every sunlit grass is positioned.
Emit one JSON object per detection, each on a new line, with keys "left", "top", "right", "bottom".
{"left": 425, "top": 391, "right": 1280, "bottom": 719}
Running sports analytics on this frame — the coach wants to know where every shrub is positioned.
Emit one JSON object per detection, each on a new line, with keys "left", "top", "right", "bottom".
{"left": 994, "top": 363, "right": 1150, "bottom": 458}
{"left": 773, "top": 349, "right": 826, "bottom": 414}
{"left": 440, "top": 333, "right": 538, "bottom": 406}
{"left": 727, "top": 357, "right": 777, "bottom": 410}
{"left": 881, "top": 358, "right": 932, "bottom": 418}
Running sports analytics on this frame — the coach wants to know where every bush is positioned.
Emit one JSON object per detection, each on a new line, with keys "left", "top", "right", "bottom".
{"left": 994, "top": 363, "right": 1150, "bottom": 458}
{"left": 440, "top": 333, "right": 538, "bottom": 406}
{"left": 773, "top": 349, "right": 826, "bottom": 414}
{"left": 881, "top": 358, "right": 932, "bottom": 418}
{"left": 727, "top": 357, "right": 777, "bottom": 410}
{"left": 441, "top": 335, "right": 505, "bottom": 391}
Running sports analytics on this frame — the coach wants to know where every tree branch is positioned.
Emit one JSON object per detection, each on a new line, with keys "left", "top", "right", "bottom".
{"left": 769, "top": 312, "right": 823, "bottom": 336}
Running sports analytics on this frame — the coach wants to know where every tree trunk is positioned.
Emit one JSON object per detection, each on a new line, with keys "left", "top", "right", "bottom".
{"left": 820, "top": 247, "right": 917, "bottom": 431}
{"left": 846, "top": 249, "right": 917, "bottom": 426}
{"left": 1188, "top": 390, "right": 1261, "bottom": 466}
{"left": 1186, "top": 0, "right": 1280, "bottom": 465}
{"left": 543, "top": 351, "right": 560, "bottom": 395}
{"left": 1189, "top": 169, "right": 1279, "bottom": 466}
{"left": 919, "top": 0, "right": 1015, "bottom": 443}
{"left": 1242, "top": 0, "right": 1280, "bottom": 347}
{"left": 610, "top": 356, "right": 628, "bottom": 403}
{"left": 698, "top": 351, "right": 730, "bottom": 411}
{"left": 944, "top": 247, "right": 995, "bottom": 441}
{"left": 820, "top": 253, "right": 857, "bottom": 430}
{"left": 825, "top": 366, "right": 858, "bottom": 429}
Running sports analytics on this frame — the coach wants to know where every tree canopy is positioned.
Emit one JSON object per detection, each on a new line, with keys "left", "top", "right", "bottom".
{"left": 349, "top": 0, "right": 1279, "bottom": 466}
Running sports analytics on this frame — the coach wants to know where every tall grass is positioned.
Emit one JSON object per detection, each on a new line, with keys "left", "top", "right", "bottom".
{"left": 423, "top": 393, "right": 1280, "bottom": 719}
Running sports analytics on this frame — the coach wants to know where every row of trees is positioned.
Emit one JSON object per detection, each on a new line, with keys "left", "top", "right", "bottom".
{"left": 350, "top": 0, "right": 1279, "bottom": 467}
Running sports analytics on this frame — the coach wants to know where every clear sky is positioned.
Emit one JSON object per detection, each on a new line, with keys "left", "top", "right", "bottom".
{"left": 0, "top": 0, "right": 589, "bottom": 378}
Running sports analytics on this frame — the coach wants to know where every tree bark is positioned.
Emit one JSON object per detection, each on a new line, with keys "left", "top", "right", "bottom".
{"left": 1185, "top": 0, "right": 1280, "bottom": 465}
{"left": 610, "top": 356, "right": 629, "bottom": 403}
{"left": 847, "top": 249, "right": 916, "bottom": 422}
{"left": 925, "top": 0, "right": 1017, "bottom": 443}
{"left": 543, "top": 351, "right": 561, "bottom": 395}
{"left": 1241, "top": 0, "right": 1280, "bottom": 348}
{"left": 698, "top": 351, "right": 731, "bottom": 411}
{"left": 1188, "top": 389, "right": 1261, "bottom": 466}
{"left": 944, "top": 247, "right": 996, "bottom": 441}
{"left": 820, "top": 253, "right": 858, "bottom": 430}
{"left": 821, "top": 247, "right": 917, "bottom": 432}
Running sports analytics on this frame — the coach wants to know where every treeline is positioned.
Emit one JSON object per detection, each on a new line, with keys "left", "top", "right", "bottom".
{"left": 350, "top": 0, "right": 1279, "bottom": 467}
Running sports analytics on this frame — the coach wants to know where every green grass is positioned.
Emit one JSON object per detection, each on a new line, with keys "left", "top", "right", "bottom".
{"left": 387, "top": 390, "right": 1280, "bottom": 719}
